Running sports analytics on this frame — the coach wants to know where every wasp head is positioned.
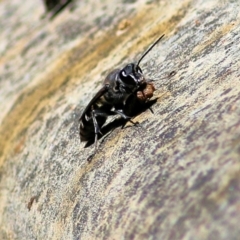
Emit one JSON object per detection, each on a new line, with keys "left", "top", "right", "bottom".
{"left": 118, "top": 63, "right": 145, "bottom": 93}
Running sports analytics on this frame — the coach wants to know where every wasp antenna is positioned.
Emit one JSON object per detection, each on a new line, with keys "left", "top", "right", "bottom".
{"left": 137, "top": 34, "right": 165, "bottom": 67}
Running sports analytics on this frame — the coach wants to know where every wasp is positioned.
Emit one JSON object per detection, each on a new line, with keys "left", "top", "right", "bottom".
{"left": 79, "top": 34, "right": 165, "bottom": 160}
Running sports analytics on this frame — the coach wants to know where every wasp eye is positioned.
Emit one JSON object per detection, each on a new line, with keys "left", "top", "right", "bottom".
{"left": 121, "top": 70, "right": 127, "bottom": 77}
{"left": 120, "top": 70, "right": 135, "bottom": 85}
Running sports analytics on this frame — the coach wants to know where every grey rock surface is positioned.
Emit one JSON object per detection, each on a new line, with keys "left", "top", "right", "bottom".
{"left": 0, "top": 0, "right": 240, "bottom": 239}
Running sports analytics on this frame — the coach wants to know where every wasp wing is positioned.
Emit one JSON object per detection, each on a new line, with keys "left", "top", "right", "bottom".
{"left": 79, "top": 84, "right": 109, "bottom": 121}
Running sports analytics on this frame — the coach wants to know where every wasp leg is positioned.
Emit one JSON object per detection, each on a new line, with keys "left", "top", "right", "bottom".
{"left": 91, "top": 110, "right": 103, "bottom": 150}
{"left": 112, "top": 109, "right": 140, "bottom": 126}
{"left": 87, "top": 109, "right": 113, "bottom": 162}
{"left": 86, "top": 111, "right": 101, "bottom": 162}
{"left": 149, "top": 107, "right": 154, "bottom": 114}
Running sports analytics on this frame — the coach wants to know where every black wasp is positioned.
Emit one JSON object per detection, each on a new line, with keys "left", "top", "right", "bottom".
{"left": 79, "top": 34, "right": 165, "bottom": 160}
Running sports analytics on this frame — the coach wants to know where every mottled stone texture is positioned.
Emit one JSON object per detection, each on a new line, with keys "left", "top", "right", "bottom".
{"left": 0, "top": 0, "right": 240, "bottom": 239}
